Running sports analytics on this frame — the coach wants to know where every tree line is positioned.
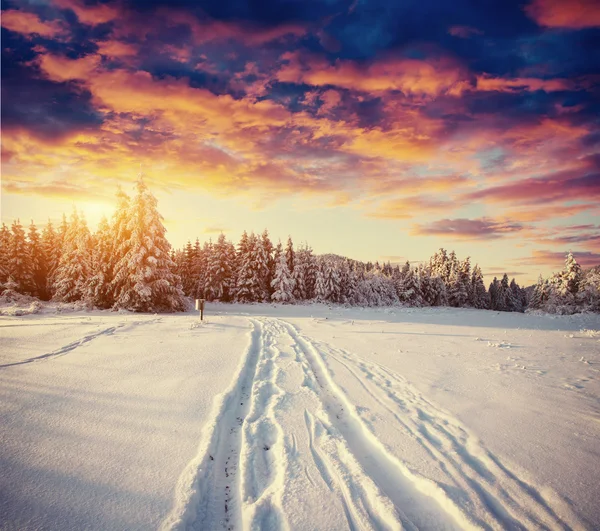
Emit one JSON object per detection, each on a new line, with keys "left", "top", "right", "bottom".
{"left": 0, "top": 181, "right": 597, "bottom": 313}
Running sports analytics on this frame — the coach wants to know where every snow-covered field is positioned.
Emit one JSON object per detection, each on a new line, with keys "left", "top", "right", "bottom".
{"left": 1, "top": 304, "right": 599, "bottom": 530}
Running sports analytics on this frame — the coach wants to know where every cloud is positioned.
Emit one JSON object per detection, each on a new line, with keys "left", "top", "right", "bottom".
{"left": 412, "top": 218, "right": 528, "bottom": 239}
{"left": 53, "top": 0, "right": 120, "bottom": 25}
{"left": 516, "top": 250, "right": 600, "bottom": 268}
{"left": 448, "top": 26, "right": 483, "bottom": 38}
{"left": 95, "top": 40, "right": 138, "bottom": 58}
{"left": 525, "top": 0, "right": 600, "bottom": 29}
{"left": 277, "top": 53, "right": 469, "bottom": 98}
{"left": 475, "top": 75, "right": 574, "bottom": 93}
{"left": 1, "top": 10, "right": 67, "bottom": 38}
{"left": 463, "top": 168, "right": 600, "bottom": 206}
{"left": 368, "top": 196, "right": 453, "bottom": 219}
{"left": 504, "top": 203, "right": 599, "bottom": 222}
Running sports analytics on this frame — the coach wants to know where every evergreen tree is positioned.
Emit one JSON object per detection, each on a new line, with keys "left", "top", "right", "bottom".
{"left": 87, "top": 216, "right": 114, "bottom": 308}
{"left": 509, "top": 279, "right": 523, "bottom": 312}
{"left": 271, "top": 252, "right": 295, "bottom": 303}
{"left": 42, "top": 220, "right": 60, "bottom": 298}
{"left": 261, "top": 230, "right": 274, "bottom": 299}
{"left": 9, "top": 219, "right": 33, "bottom": 294}
{"left": 238, "top": 232, "right": 265, "bottom": 302}
{"left": 285, "top": 236, "right": 295, "bottom": 275}
{"left": 112, "top": 179, "right": 184, "bottom": 312}
{"left": 314, "top": 259, "right": 329, "bottom": 301}
{"left": 109, "top": 188, "right": 132, "bottom": 302}
{"left": 324, "top": 260, "right": 341, "bottom": 303}
{"left": 469, "top": 265, "right": 488, "bottom": 309}
{"left": 28, "top": 221, "right": 48, "bottom": 299}
{"left": 53, "top": 211, "right": 92, "bottom": 302}
{"left": 0, "top": 223, "right": 10, "bottom": 286}
{"left": 562, "top": 252, "right": 583, "bottom": 299}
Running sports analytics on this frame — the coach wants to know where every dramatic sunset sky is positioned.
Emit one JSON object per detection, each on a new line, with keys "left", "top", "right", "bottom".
{"left": 1, "top": 0, "right": 599, "bottom": 284}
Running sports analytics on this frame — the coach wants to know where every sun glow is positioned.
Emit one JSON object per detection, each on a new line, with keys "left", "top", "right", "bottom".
{"left": 79, "top": 201, "right": 114, "bottom": 227}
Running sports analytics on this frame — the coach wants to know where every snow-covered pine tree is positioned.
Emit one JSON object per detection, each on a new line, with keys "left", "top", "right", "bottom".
{"left": 180, "top": 240, "right": 196, "bottom": 296}
{"left": 9, "top": 219, "right": 33, "bottom": 294}
{"left": 261, "top": 230, "right": 274, "bottom": 299}
{"left": 41, "top": 220, "right": 61, "bottom": 299}
{"left": 494, "top": 274, "right": 511, "bottom": 311}
{"left": 488, "top": 277, "right": 499, "bottom": 310}
{"left": 578, "top": 267, "right": 600, "bottom": 312}
{"left": 195, "top": 241, "right": 212, "bottom": 299}
{"left": 87, "top": 216, "right": 114, "bottom": 308}
{"left": 509, "top": 278, "right": 523, "bottom": 312}
{"left": 235, "top": 232, "right": 254, "bottom": 302}
{"left": 285, "top": 236, "right": 295, "bottom": 275}
{"left": 208, "top": 233, "right": 235, "bottom": 301}
{"left": 561, "top": 252, "right": 583, "bottom": 300}
{"left": 0, "top": 223, "right": 10, "bottom": 287}
{"left": 469, "top": 265, "right": 489, "bottom": 309}
{"left": 109, "top": 187, "right": 132, "bottom": 302}
{"left": 53, "top": 210, "right": 92, "bottom": 302}
{"left": 271, "top": 251, "right": 295, "bottom": 303}
{"left": 429, "top": 275, "right": 448, "bottom": 306}
{"left": 111, "top": 179, "right": 184, "bottom": 312}
{"left": 28, "top": 221, "right": 48, "bottom": 299}
{"left": 416, "top": 265, "right": 434, "bottom": 306}
{"left": 396, "top": 261, "right": 420, "bottom": 305}
{"left": 274, "top": 241, "right": 283, "bottom": 268}
{"left": 325, "top": 261, "right": 341, "bottom": 303}
{"left": 314, "top": 258, "right": 329, "bottom": 301}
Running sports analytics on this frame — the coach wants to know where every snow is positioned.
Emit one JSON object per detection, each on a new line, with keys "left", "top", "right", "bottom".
{"left": 1, "top": 304, "right": 599, "bottom": 530}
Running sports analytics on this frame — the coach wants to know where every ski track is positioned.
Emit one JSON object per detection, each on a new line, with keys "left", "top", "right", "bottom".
{"left": 0, "top": 317, "right": 163, "bottom": 369}
{"left": 163, "top": 317, "right": 585, "bottom": 531}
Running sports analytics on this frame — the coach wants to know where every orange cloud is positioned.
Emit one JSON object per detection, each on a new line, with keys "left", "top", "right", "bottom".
{"left": 516, "top": 250, "right": 600, "bottom": 268}
{"left": 277, "top": 53, "right": 469, "bottom": 97}
{"left": 367, "top": 195, "right": 454, "bottom": 219}
{"left": 525, "top": 0, "right": 600, "bottom": 28}
{"left": 505, "top": 203, "right": 599, "bottom": 222}
{"left": 411, "top": 217, "right": 530, "bottom": 239}
{"left": 476, "top": 75, "right": 573, "bottom": 93}
{"left": 36, "top": 53, "right": 101, "bottom": 82}
{"left": 95, "top": 40, "right": 138, "bottom": 58}
{"left": 1, "top": 10, "right": 66, "bottom": 38}
{"left": 53, "top": 0, "right": 119, "bottom": 25}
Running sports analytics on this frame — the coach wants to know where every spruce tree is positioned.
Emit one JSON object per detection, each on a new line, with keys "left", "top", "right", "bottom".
{"left": 53, "top": 211, "right": 92, "bottom": 302}
{"left": 470, "top": 265, "right": 488, "bottom": 309}
{"left": 112, "top": 179, "right": 184, "bottom": 312}
{"left": 285, "top": 236, "right": 295, "bottom": 275}
{"left": 87, "top": 216, "right": 114, "bottom": 308}
{"left": 271, "top": 252, "right": 295, "bottom": 303}
{"left": 28, "top": 221, "right": 48, "bottom": 299}
{"left": 0, "top": 223, "right": 10, "bottom": 287}
{"left": 314, "top": 259, "right": 329, "bottom": 301}
{"left": 42, "top": 220, "right": 60, "bottom": 298}
{"left": 9, "top": 219, "right": 33, "bottom": 294}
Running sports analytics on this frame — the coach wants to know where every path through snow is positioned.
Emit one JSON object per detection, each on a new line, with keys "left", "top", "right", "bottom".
{"left": 163, "top": 317, "right": 585, "bottom": 530}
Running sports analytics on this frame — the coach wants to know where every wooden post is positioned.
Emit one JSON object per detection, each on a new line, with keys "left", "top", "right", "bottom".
{"left": 195, "top": 299, "right": 206, "bottom": 320}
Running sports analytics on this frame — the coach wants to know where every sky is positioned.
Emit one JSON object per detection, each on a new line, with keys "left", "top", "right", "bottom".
{"left": 1, "top": 0, "right": 599, "bottom": 285}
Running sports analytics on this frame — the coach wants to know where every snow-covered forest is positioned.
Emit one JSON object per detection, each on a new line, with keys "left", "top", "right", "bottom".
{"left": 1, "top": 181, "right": 598, "bottom": 314}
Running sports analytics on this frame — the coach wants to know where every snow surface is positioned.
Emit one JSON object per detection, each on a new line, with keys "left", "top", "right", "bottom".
{"left": 1, "top": 304, "right": 599, "bottom": 530}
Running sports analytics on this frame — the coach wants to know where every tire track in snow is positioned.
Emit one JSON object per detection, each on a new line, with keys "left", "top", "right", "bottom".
{"left": 167, "top": 316, "right": 582, "bottom": 531}
{"left": 0, "top": 317, "right": 164, "bottom": 369}
{"left": 238, "top": 320, "right": 288, "bottom": 530}
{"left": 0, "top": 325, "right": 122, "bottom": 369}
{"left": 161, "top": 319, "right": 263, "bottom": 531}
{"left": 276, "top": 318, "right": 470, "bottom": 531}
{"left": 298, "top": 330, "right": 586, "bottom": 531}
